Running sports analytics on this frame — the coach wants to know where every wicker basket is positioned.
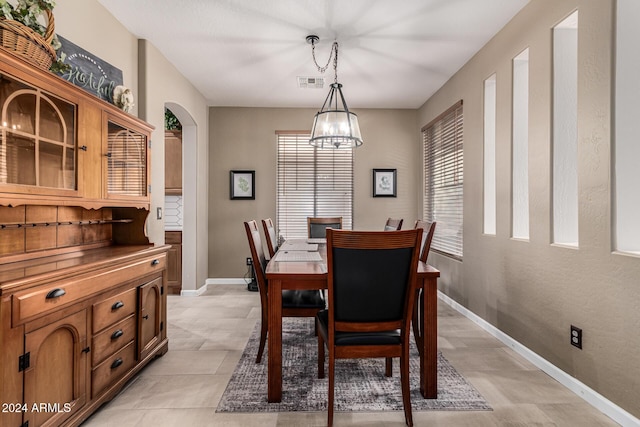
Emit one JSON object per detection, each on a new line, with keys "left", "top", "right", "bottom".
{"left": 0, "top": 9, "right": 56, "bottom": 70}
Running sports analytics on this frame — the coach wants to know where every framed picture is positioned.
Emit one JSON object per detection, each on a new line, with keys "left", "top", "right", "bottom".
{"left": 230, "top": 170, "right": 255, "bottom": 200}
{"left": 373, "top": 169, "right": 397, "bottom": 197}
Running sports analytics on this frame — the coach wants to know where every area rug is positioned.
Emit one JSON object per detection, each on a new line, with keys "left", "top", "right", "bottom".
{"left": 216, "top": 318, "right": 491, "bottom": 413}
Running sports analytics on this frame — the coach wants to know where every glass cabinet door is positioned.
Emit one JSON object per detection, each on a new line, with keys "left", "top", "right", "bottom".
{"left": 0, "top": 73, "right": 77, "bottom": 191}
{"left": 106, "top": 120, "right": 148, "bottom": 198}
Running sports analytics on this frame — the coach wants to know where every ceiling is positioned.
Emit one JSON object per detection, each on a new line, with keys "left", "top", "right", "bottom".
{"left": 98, "top": 0, "right": 530, "bottom": 109}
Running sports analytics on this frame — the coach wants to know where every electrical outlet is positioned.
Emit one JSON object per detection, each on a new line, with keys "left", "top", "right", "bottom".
{"left": 246, "top": 257, "right": 252, "bottom": 266}
{"left": 570, "top": 325, "right": 582, "bottom": 349}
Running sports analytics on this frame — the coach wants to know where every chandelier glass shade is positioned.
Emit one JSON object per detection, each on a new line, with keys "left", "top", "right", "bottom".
{"left": 309, "top": 83, "right": 362, "bottom": 149}
{"left": 306, "top": 35, "right": 362, "bottom": 149}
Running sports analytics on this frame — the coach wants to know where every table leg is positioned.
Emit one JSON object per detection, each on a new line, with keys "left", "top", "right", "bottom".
{"left": 420, "top": 277, "right": 438, "bottom": 398}
{"left": 267, "top": 278, "right": 283, "bottom": 402}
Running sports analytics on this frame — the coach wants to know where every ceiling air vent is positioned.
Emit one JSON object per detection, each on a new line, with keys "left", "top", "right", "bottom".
{"left": 297, "top": 76, "right": 324, "bottom": 89}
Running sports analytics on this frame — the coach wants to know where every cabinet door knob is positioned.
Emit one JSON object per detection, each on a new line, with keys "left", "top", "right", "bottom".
{"left": 80, "top": 145, "right": 88, "bottom": 151}
{"left": 110, "top": 358, "right": 123, "bottom": 369}
{"left": 142, "top": 314, "right": 149, "bottom": 320}
{"left": 105, "top": 152, "right": 112, "bottom": 158}
{"left": 151, "top": 259, "right": 160, "bottom": 266}
{"left": 82, "top": 347, "right": 91, "bottom": 353}
{"left": 111, "top": 329, "right": 124, "bottom": 340}
{"left": 46, "top": 288, "right": 66, "bottom": 299}
{"left": 111, "top": 301, "right": 124, "bottom": 310}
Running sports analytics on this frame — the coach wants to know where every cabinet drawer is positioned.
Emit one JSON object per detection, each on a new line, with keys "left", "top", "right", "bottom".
{"left": 92, "top": 288, "right": 136, "bottom": 333}
{"left": 92, "top": 314, "right": 136, "bottom": 366}
{"left": 92, "top": 340, "right": 136, "bottom": 398}
{"left": 12, "top": 254, "right": 166, "bottom": 325}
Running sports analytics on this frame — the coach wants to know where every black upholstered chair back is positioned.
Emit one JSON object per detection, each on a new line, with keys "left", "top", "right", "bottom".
{"left": 326, "top": 229, "right": 422, "bottom": 325}
{"left": 308, "top": 216, "right": 342, "bottom": 238}
{"left": 332, "top": 246, "right": 412, "bottom": 323}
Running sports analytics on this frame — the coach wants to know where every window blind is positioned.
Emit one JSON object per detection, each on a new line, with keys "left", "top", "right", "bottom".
{"left": 422, "top": 101, "right": 464, "bottom": 259}
{"left": 276, "top": 131, "right": 353, "bottom": 239}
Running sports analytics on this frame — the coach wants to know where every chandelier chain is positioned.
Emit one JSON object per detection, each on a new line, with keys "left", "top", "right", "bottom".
{"left": 311, "top": 40, "right": 339, "bottom": 83}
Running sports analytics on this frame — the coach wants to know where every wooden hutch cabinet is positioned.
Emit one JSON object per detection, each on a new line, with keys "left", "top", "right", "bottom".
{"left": 0, "top": 49, "right": 169, "bottom": 427}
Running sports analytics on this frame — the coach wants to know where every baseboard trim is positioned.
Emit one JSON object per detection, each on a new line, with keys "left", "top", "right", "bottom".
{"left": 179, "top": 285, "right": 208, "bottom": 297}
{"left": 438, "top": 292, "right": 640, "bottom": 427}
{"left": 207, "top": 278, "right": 249, "bottom": 285}
{"left": 180, "top": 279, "right": 249, "bottom": 296}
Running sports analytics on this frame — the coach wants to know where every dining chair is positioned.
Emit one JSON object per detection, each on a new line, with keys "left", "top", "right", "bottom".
{"left": 412, "top": 220, "right": 437, "bottom": 356}
{"left": 307, "top": 216, "right": 342, "bottom": 238}
{"left": 261, "top": 218, "right": 278, "bottom": 258}
{"left": 244, "top": 220, "right": 326, "bottom": 363}
{"left": 316, "top": 228, "right": 423, "bottom": 427}
{"left": 384, "top": 217, "right": 403, "bottom": 231}
{"left": 414, "top": 220, "right": 436, "bottom": 263}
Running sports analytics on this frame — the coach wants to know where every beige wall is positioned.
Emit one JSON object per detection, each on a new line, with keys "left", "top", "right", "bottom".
{"left": 208, "top": 107, "right": 419, "bottom": 278}
{"left": 419, "top": 0, "right": 640, "bottom": 418}
{"left": 55, "top": 1, "right": 210, "bottom": 291}
{"left": 138, "top": 41, "right": 209, "bottom": 293}
{"left": 55, "top": 1, "right": 139, "bottom": 115}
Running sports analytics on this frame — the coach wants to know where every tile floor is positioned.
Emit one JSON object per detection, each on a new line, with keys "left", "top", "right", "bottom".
{"left": 82, "top": 284, "right": 619, "bottom": 426}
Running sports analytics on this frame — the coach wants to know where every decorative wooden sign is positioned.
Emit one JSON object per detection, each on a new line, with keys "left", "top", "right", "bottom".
{"left": 54, "top": 35, "right": 124, "bottom": 104}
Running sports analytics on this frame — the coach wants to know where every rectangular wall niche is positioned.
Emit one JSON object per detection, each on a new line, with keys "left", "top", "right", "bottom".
{"left": 483, "top": 74, "right": 497, "bottom": 236}
{"left": 615, "top": 0, "right": 640, "bottom": 254}
{"left": 552, "top": 11, "right": 578, "bottom": 247}
{"left": 512, "top": 49, "right": 529, "bottom": 240}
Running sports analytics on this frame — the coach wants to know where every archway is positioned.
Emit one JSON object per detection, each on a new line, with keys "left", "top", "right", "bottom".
{"left": 164, "top": 102, "right": 197, "bottom": 293}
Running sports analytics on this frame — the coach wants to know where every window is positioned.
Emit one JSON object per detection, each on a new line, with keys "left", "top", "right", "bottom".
{"left": 276, "top": 131, "right": 353, "bottom": 239}
{"left": 422, "top": 101, "right": 464, "bottom": 259}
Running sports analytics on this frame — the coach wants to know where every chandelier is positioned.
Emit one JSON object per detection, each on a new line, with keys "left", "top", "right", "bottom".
{"left": 306, "top": 35, "right": 362, "bottom": 149}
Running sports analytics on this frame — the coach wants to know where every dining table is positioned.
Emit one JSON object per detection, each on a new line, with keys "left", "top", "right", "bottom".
{"left": 265, "top": 239, "right": 441, "bottom": 403}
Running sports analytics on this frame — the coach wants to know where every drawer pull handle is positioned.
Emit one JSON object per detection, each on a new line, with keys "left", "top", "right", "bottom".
{"left": 82, "top": 347, "right": 91, "bottom": 353}
{"left": 142, "top": 315, "right": 149, "bottom": 320}
{"left": 111, "top": 358, "right": 123, "bottom": 369}
{"left": 111, "top": 301, "right": 124, "bottom": 310}
{"left": 46, "top": 288, "right": 66, "bottom": 299}
{"left": 151, "top": 259, "right": 160, "bottom": 266}
{"left": 111, "top": 329, "right": 124, "bottom": 340}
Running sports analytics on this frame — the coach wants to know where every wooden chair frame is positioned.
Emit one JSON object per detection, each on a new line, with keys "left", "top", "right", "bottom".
{"left": 412, "top": 220, "right": 437, "bottom": 356}
{"left": 261, "top": 218, "right": 278, "bottom": 258}
{"left": 414, "top": 220, "right": 436, "bottom": 263}
{"left": 317, "top": 228, "right": 422, "bottom": 426}
{"left": 244, "top": 220, "right": 324, "bottom": 363}
{"left": 384, "top": 217, "right": 403, "bottom": 231}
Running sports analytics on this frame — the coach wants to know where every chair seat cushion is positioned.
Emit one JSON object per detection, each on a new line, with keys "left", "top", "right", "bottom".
{"left": 316, "top": 310, "right": 401, "bottom": 346}
{"left": 282, "top": 290, "right": 325, "bottom": 309}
